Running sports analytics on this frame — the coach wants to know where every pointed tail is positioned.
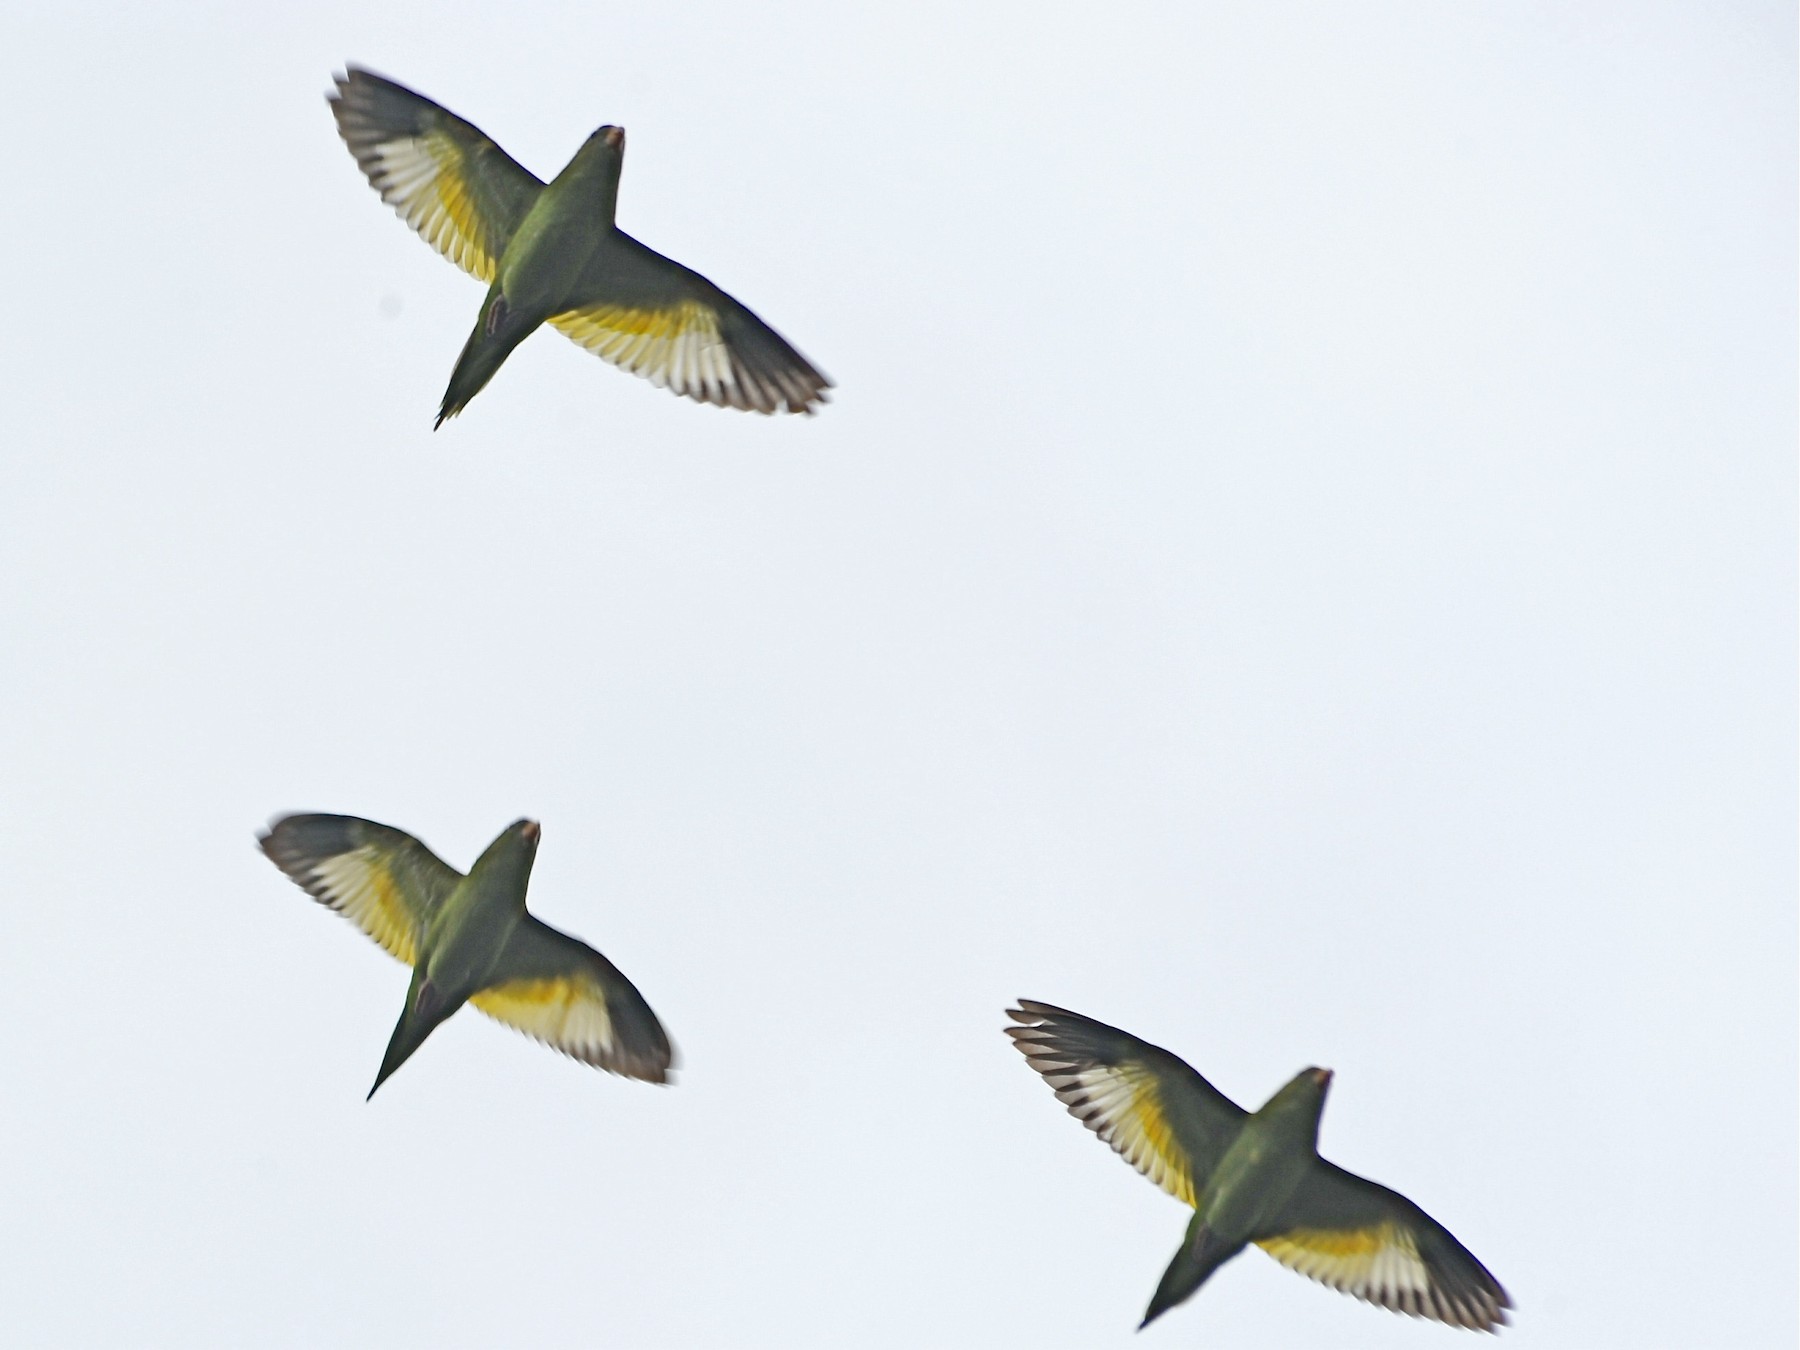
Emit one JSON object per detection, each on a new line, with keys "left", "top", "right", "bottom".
{"left": 368, "top": 975, "right": 453, "bottom": 1099}
{"left": 1140, "top": 1213, "right": 1243, "bottom": 1330}
{"left": 436, "top": 291, "right": 536, "bottom": 428}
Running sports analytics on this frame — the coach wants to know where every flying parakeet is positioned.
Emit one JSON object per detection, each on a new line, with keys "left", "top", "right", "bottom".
{"left": 328, "top": 67, "right": 831, "bottom": 425}
{"left": 1005, "top": 1001, "right": 1510, "bottom": 1332}
{"left": 261, "top": 814, "right": 674, "bottom": 1098}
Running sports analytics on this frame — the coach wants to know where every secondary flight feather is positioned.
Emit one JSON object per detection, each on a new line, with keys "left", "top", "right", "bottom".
{"left": 328, "top": 67, "right": 831, "bottom": 424}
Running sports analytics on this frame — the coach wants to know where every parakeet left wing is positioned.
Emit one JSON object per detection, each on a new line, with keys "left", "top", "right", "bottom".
{"left": 1005, "top": 1001, "right": 1247, "bottom": 1207}
{"left": 259, "top": 814, "right": 462, "bottom": 966}
{"left": 470, "top": 917, "right": 674, "bottom": 1084}
{"left": 549, "top": 232, "right": 831, "bottom": 414}
{"left": 1254, "top": 1160, "right": 1511, "bottom": 1331}
{"left": 330, "top": 67, "right": 543, "bottom": 282}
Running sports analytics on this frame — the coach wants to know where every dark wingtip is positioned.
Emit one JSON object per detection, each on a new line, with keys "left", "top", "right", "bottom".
{"left": 259, "top": 813, "right": 362, "bottom": 869}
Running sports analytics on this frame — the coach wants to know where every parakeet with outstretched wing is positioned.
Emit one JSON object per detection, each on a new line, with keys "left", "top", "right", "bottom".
{"left": 329, "top": 67, "right": 831, "bottom": 425}
{"left": 261, "top": 814, "right": 673, "bottom": 1097}
{"left": 1005, "top": 1001, "right": 1509, "bottom": 1332}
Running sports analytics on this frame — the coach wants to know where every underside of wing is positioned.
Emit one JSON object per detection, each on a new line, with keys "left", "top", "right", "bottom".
{"left": 549, "top": 233, "right": 830, "bottom": 414}
{"left": 1255, "top": 1162, "right": 1511, "bottom": 1331}
{"left": 470, "top": 917, "right": 673, "bottom": 1084}
{"left": 259, "top": 814, "right": 462, "bottom": 965}
{"left": 1005, "top": 1001, "right": 1247, "bottom": 1207}
{"left": 329, "top": 67, "right": 542, "bottom": 282}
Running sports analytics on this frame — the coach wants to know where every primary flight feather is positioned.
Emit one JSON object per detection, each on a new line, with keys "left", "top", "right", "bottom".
{"left": 261, "top": 814, "right": 674, "bottom": 1097}
{"left": 1005, "top": 1001, "right": 1509, "bottom": 1332}
{"left": 328, "top": 67, "right": 831, "bottom": 424}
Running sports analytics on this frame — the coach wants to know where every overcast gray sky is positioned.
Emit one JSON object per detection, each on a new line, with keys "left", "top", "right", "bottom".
{"left": 1, "top": 3, "right": 1793, "bottom": 1346}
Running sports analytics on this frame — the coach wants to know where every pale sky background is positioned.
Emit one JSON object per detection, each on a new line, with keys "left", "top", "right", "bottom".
{"left": 0, "top": 3, "right": 1793, "bottom": 1347}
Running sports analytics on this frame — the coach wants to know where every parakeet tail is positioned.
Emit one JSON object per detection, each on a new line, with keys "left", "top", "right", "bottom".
{"left": 436, "top": 291, "right": 535, "bottom": 428}
{"left": 368, "top": 977, "right": 451, "bottom": 1099}
{"left": 1139, "top": 1216, "right": 1243, "bottom": 1330}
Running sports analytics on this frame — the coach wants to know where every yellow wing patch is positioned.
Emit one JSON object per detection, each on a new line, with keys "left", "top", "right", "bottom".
{"left": 277, "top": 845, "right": 421, "bottom": 965}
{"left": 1259, "top": 1222, "right": 1420, "bottom": 1276}
{"left": 1257, "top": 1224, "right": 1500, "bottom": 1329}
{"left": 1007, "top": 1022, "right": 1198, "bottom": 1206}
{"left": 549, "top": 300, "right": 750, "bottom": 403}
{"left": 1057, "top": 1062, "right": 1198, "bottom": 1206}
{"left": 356, "top": 131, "right": 501, "bottom": 281}
{"left": 470, "top": 976, "right": 619, "bottom": 1067}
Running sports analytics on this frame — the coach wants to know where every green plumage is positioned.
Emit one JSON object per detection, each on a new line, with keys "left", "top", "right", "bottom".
{"left": 260, "top": 814, "right": 674, "bottom": 1096}
{"left": 1138, "top": 1067, "right": 1331, "bottom": 1327}
{"left": 1006, "top": 1001, "right": 1510, "bottom": 1332}
{"left": 438, "top": 126, "right": 625, "bottom": 426}
{"left": 364, "top": 820, "right": 536, "bottom": 1097}
{"left": 328, "top": 68, "right": 831, "bottom": 423}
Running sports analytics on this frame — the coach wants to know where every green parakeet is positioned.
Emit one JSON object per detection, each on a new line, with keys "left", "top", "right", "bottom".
{"left": 328, "top": 67, "right": 831, "bottom": 425}
{"left": 261, "top": 814, "right": 673, "bottom": 1098}
{"left": 1005, "top": 1001, "right": 1509, "bottom": 1332}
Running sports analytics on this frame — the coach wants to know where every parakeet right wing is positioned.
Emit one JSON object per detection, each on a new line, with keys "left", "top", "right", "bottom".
{"left": 329, "top": 66, "right": 543, "bottom": 283}
{"left": 1253, "top": 1160, "right": 1511, "bottom": 1330}
{"left": 471, "top": 917, "right": 674, "bottom": 1084}
{"left": 259, "top": 813, "right": 462, "bottom": 966}
{"left": 549, "top": 232, "right": 831, "bottom": 415}
{"left": 1005, "top": 1001, "right": 1248, "bottom": 1207}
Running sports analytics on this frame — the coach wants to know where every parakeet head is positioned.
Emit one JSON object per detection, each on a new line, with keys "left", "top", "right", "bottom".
{"left": 558, "top": 127, "right": 626, "bottom": 217}
{"left": 467, "top": 817, "right": 542, "bottom": 891}
{"left": 577, "top": 124, "right": 625, "bottom": 162}
{"left": 1260, "top": 1066, "right": 1333, "bottom": 1148}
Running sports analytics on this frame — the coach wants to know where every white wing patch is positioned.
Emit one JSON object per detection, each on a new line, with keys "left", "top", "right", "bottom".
{"left": 470, "top": 977, "right": 618, "bottom": 1066}
{"left": 285, "top": 847, "right": 421, "bottom": 966}
{"left": 1009, "top": 1030, "right": 1197, "bottom": 1206}
{"left": 1257, "top": 1225, "right": 1500, "bottom": 1329}
{"left": 355, "top": 133, "right": 498, "bottom": 281}
{"left": 549, "top": 301, "right": 757, "bottom": 405}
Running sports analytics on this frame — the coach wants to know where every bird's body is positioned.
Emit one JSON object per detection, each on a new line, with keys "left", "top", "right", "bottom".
{"left": 261, "top": 814, "right": 673, "bottom": 1097}
{"left": 440, "top": 128, "right": 623, "bottom": 424}
{"left": 1005, "top": 1001, "right": 1509, "bottom": 1332}
{"left": 1138, "top": 1067, "right": 1333, "bottom": 1324}
{"left": 328, "top": 67, "right": 831, "bottom": 424}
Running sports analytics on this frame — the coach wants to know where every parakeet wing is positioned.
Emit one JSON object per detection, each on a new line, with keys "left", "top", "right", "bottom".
{"left": 1254, "top": 1161, "right": 1510, "bottom": 1330}
{"left": 549, "top": 232, "right": 831, "bottom": 414}
{"left": 259, "top": 814, "right": 462, "bottom": 966}
{"left": 330, "top": 67, "right": 543, "bottom": 283}
{"left": 471, "top": 916, "right": 674, "bottom": 1084}
{"left": 1005, "top": 1001, "right": 1247, "bottom": 1207}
